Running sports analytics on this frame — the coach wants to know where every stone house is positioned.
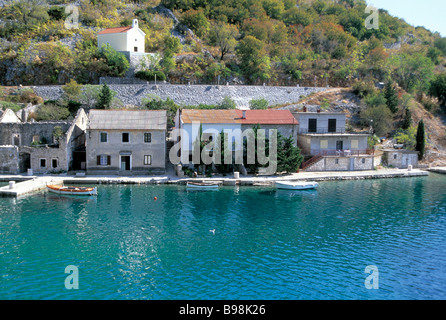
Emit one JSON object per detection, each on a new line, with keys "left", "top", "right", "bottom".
{"left": 381, "top": 149, "right": 419, "bottom": 169}
{"left": 86, "top": 110, "right": 167, "bottom": 175}
{"left": 293, "top": 111, "right": 374, "bottom": 171}
{"left": 0, "top": 109, "right": 88, "bottom": 174}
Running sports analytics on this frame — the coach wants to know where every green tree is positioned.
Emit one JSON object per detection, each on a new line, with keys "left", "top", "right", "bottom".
{"left": 96, "top": 83, "right": 114, "bottom": 109}
{"left": 180, "top": 8, "right": 210, "bottom": 38}
{"left": 389, "top": 50, "right": 435, "bottom": 93}
{"left": 62, "top": 79, "right": 82, "bottom": 102}
{"left": 219, "top": 96, "right": 236, "bottom": 109}
{"left": 237, "top": 35, "right": 271, "bottom": 83}
{"left": 249, "top": 98, "right": 268, "bottom": 110}
{"left": 99, "top": 44, "right": 130, "bottom": 77}
{"left": 429, "top": 73, "right": 446, "bottom": 109}
{"left": 384, "top": 81, "right": 399, "bottom": 113}
{"left": 208, "top": 21, "right": 239, "bottom": 60}
{"left": 277, "top": 134, "right": 304, "bottom": 173}
{"left": 360, "top": 104, "right": 393, "bottom": 136}
{"left": 415, "top": 120, "right": 426, "bottom": 160}
{"left": 402, "top": 107, "right": 412, "bottom": 130}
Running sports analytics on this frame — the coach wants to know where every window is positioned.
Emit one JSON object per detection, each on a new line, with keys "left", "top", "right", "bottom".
{"left": 394, "top": 154, "right": 398, "bottom": 160}
{"left": 40, "top": 159, "right": 46, "bottom": 168}
{"left": 351, "top": 140, "right": 359, "bottom": 149}
{"left": 328, "top": 119, "right": 337, "bottom": 133}
{"left": 100, "top": 132, "right": 108, "bottom": 143}
{"left": 52, "top": 159, "right": 58, "bottom": 169}
{"left": 12, "top": 134, "right": 20, "bottom": 146}
{"left": 122, "top": 133, "right": 129, "bottom": 143}
{"left": 144, "top": 155, "right": 152, "bottom": 165}
{"left": 362, "top": 158, "right": 366, "bottom": 164}
{"left": 144, "top": 132, "right": 152, "bottom": 143}
{"left": 320, "top": 140, "right": 328, "bottom": 149}
{"left": 97, "top": 155, "right": 110, "bottom": 166}
{"left": 134, "top": 47, "right": 138, "bottom": 52}
{"left": 335, "top": 159, "right": 339, "bottom": 165}
{"left": 308, "top": 119, "right": 317, "bottom": 133}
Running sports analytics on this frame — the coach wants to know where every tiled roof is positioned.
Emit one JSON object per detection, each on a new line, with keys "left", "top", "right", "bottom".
{"left": 236, "top": 110, "right": 298, "bottom": 125}
{"left": 181, "top": 109, "right": 298, "bottom": 125}
{"left": 98, "top": 26, "right": 133, "bottom": 35}
{"left": 88, "top": 110, "right": 167, "bottom": 130}
{"left": 181, "top": 110, "right": 239, "bottom": 124}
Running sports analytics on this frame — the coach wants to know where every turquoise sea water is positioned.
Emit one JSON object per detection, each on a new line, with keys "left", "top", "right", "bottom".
{"left": 0, "top": 174, "right": 446, "bottom": 300}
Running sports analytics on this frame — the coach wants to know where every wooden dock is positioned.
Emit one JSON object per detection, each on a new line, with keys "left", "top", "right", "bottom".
{"left": 0, "top": 177, "right": 63, "bottom": 197}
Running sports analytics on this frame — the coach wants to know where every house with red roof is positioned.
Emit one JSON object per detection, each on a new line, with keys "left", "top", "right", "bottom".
{"left": 98, "top": 19, "right": 146, "bottom": 54}
{"left": 174, "top": 109, "right": 299, "bottom": 168}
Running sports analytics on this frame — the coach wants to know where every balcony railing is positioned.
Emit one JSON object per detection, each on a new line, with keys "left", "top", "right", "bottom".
{"left": 299, "top": 127, "right": 346, "bottom": 134}
{"left": 313, "top": 149, "right": 375, "bottom": 157}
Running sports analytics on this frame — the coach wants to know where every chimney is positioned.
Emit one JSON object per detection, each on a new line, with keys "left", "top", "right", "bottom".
{"left": 303, "top": 106, "right": 307, "bottom": 112}
{"left": 242, "top": 110, "right": 246, "bottom": 119}
{"left": 132, "top": 19, "right": 138, "bottom": 28}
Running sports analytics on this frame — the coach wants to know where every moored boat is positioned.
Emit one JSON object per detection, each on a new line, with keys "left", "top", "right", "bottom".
{"left": 186, "top": 182, "right": 220, "bottom": 190}
{"left": 275, "top": 181, "right": 318, "bottom": 190}
{"left": 47, "top": 184, "right": 98, "bottom": 196}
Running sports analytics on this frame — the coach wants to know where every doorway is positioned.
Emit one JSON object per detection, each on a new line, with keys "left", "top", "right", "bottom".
{"left": 120, "top": 155, "right": 131, "bottom": 171}
{"left": 336, "top": 141, "right": 344, "bottom": 150}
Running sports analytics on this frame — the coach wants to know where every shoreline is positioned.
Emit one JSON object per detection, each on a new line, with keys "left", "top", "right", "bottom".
{"left": 0, "top": 168, "right": 432, "bottom": 197}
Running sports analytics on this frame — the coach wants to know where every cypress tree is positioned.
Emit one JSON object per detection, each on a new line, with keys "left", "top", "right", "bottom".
{"left": 96, "top": 83, "right": 113, "bottom": 109}
{"left": 415, "top": 120, "right": 426, "bottom": 160}
{"left": 402, "top": 108, "right": 412, "bottom": 130}
{"left": 384, "top": 81, "right": 399, "bottom": 114}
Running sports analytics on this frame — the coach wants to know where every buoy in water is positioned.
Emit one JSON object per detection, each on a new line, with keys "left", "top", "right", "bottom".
{"left": 154, "top": 197, "right": 157, "bottom": 201}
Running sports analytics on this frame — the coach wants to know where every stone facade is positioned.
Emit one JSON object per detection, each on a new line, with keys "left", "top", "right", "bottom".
{"left": 0, "top": 109, "right": 88, "bottom": 174}
{"left": 382, "top": 149, "right": 419, "bottom": 169}
{"left": 306, "top": 155, "right": 375, "bottom": 172}
{"left": 86, "top": 110, "right": 167, "bottom": 175}
{"left": 0, "top": 146, "right": 19, "bottom": 174}
{"left": 86, "top": 129, "right": 166, "bottom": 175}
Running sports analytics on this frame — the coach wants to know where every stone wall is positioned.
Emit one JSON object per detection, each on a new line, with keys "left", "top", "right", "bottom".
{"left": 0, "top": 146, "right": 19, "bottom": 174}
{"left": 34, "top": 84, "right": 327, "bottom": 109}
{"left": 306, "top": 156, "right": 375, "bottom": 172}
{"left": 0, "top": 121, "right": 71, "bottom": 147}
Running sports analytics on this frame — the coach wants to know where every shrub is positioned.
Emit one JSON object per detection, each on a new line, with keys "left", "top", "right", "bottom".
{"left": 0, "top": 101, "right": 22, "bottom": 112}
{"left": 219, "top": 96, "right": 236, "bottom": 109}
{"left": 249, "top": 98, "right": 268, "bottom": 110}
{"left": 34, "top": 103, "right": 70, "bottom": 121}
{"left": 135, "top": 70, "right": 167, "bottom": 82}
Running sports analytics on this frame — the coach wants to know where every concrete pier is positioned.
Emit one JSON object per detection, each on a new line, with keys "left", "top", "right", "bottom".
{"left": 0, "top": 177, "right": 63, "bottom": 197}
{"left": 428, "top": 167, "right": 446, "bottom": 174}
{"left": 0, "top": 168, "right": 429, "bottom": 197}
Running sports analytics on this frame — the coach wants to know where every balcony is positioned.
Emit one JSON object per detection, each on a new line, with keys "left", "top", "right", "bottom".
{"left": 313, "top": 149, "right": 375, "bottom": 157}
{"left": 299, "top": 127, "right": 346, "bottom": 134}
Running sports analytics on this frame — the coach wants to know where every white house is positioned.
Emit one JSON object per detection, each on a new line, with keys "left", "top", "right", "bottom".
{"left": 98, "top": 19, "right": 145, "bottom": 53}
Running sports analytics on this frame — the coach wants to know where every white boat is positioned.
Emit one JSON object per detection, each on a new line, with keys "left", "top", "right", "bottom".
{"left": 186, "top": 182, "right": 220, "bottom": 190}
{"left": 47, "top": 185, "right": 98, "bottom": 196}
{"left": 275, "top": 181, "right": 318, "bottom": 190}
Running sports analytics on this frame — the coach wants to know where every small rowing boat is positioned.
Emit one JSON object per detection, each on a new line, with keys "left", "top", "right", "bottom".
{"left": 186, "top": 182, "right": 219, "bottom": 190}
{"left": 47, "top": 184, "right": 98, "bottom": 196}
{"left": 275, "top": 181, "right": 318, "bottom": 190}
